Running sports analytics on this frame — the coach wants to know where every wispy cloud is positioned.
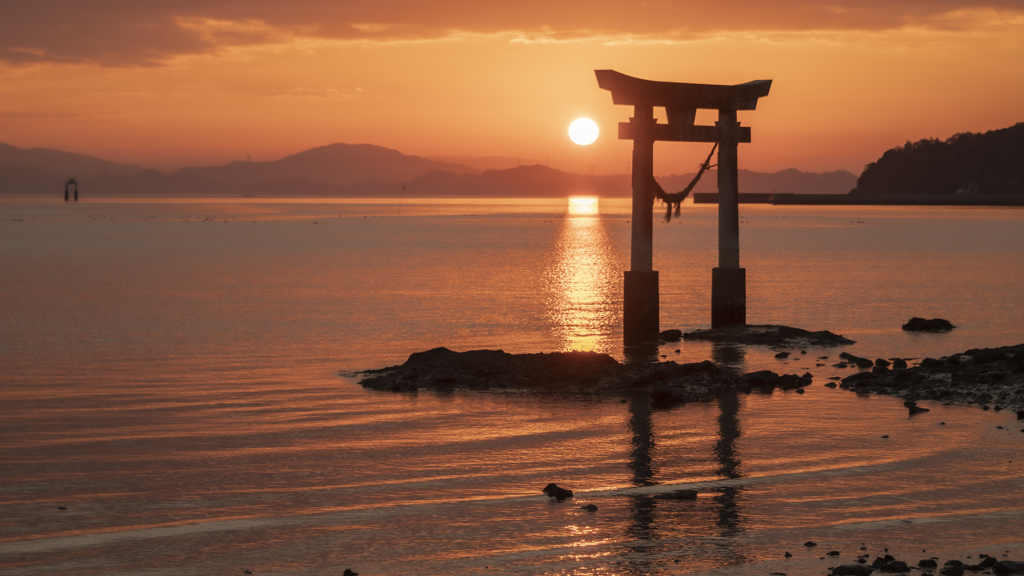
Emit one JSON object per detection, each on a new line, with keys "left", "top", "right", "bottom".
{"left": 2, "top": 1, "right": 1023, "bottom": 67}
{"left": 0, "top": 111, "right": 81, "bottom": 119}
{"left": 268, "top": 87, "right": 361, "bottom": 101}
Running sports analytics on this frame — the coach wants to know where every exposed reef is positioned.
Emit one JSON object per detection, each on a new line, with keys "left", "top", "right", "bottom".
{"left": 683, "top": 324, "right": 855, "bottom": 347}
{"left": 902, "top": 317, "right": 955, "bottom": 332}
{"left": 356, "top": 340, "right": 1024, "bottom": 413}
{"left": 838, "top": 344, "right": 1024, "bottom": 412}
{"left": 358, "top": 347, "right": 743, "bottom": 407}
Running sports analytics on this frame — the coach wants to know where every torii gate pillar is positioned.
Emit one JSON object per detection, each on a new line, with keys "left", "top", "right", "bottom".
{"left": 623, "top": 103, "right": 659, "bottom": 346}
{"left": 596, "top": 70, "right": 771, "bottom": 344}
{"left": 713, "top": 109, "right": 744, "bottom": 328}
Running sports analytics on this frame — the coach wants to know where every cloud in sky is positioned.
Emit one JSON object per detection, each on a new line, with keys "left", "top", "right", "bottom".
{"left": 3, "top": 0, "right": 1023, "bottom": 66}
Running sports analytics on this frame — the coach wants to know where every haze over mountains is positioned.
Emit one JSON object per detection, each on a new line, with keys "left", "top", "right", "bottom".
{"left": 0, "top": 142, "right": 857, "bottom": 197}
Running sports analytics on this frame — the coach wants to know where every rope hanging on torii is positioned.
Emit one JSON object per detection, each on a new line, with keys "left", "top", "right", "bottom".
{"left": 652, "top": 143, "right": 717, "bottom": 222}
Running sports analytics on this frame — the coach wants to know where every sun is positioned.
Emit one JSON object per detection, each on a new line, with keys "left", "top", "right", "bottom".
{"left": 568, "top": 118, "right": 599, "bottom": 145}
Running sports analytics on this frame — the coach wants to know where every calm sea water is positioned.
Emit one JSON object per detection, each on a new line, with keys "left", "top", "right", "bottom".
{"left": 1, "top": 197, "right": 1023, "bottom": 576}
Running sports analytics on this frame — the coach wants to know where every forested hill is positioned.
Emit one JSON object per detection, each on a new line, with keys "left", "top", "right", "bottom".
{"left": 851, "top": 123, "right": 1024, "bottom": 196}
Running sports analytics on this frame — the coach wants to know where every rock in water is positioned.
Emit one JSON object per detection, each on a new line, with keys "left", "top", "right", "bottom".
{"left": 832, "top": 563, "right": 873, "bottom": 575}
{"left": 887, "top": 560, "right": 910, "bottom": 572}
{"left": 683, "top": 324, "right": 854, "bottom": 346}
{"left": 653, "top": 489, "right": 698, "bottom": 500}
{"left": 742, "top": 370, "right": 781, "bottom": 388}
{"left": 543, "top": 483, "right": 574, "bottom": 501}
{"left": 905, "top": 400, "right": 930, "bottom": 415}
{"left": 902, "top": 317, "right": 955, "bottom": 332}
{"left": 659, "top": 329, "right": 682, "bottom": 342}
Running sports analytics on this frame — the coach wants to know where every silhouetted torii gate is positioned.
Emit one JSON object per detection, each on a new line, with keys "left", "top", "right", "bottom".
{"left": 595, "top": 70, "right": 771, "bottom": 345}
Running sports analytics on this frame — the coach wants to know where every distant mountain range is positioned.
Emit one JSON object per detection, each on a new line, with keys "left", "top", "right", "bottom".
{"left": 0, "top": 142, "right": 857, "bottom": 197}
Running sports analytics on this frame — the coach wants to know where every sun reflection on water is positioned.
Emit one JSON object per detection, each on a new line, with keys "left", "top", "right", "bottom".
{"left": 545, "top": 197, "right": 620, "bottom": 353}
{"left": 567, "top": 197, "right": 600, "bottom": 216}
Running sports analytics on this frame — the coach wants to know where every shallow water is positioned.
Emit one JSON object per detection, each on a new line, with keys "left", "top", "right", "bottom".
{"left": 1, "top": 197, "right": 1023, "bottom": 575}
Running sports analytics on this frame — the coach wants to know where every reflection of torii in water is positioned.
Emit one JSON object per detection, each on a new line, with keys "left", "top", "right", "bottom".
{"left": 621, "top": 382, "right": 747, "bottom": 567}
{"left": 64, "top": 178, "right": 78, "bottom": 202}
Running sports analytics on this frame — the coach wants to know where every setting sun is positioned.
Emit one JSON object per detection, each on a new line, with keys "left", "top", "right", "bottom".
{"left": 568, "top": 118, "right": 599, "bottom": 146}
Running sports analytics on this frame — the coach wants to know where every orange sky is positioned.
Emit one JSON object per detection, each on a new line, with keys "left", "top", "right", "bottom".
{"left": 1, "top": 2, "right": 1022, "bottom": 175}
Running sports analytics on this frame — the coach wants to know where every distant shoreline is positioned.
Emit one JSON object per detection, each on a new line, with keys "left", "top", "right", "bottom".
{"left": 694, "top": 192, "right": 1024, "bottom": 206}
{"left": 4, "top": 193, "right": 1024, "bottom": 207}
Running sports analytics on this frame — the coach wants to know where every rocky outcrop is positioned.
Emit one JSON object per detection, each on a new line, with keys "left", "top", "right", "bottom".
{"left": 358, "top": 347, "right": 742, "bottom": 407}
{"left": 838, "top": 344, "right": 1024, "bottom": 411}
{"left": 683, "top": 324, "right": 854, "bottom": 347}
{"left": 902, "top": 317, "right": 955, "bottom": 332}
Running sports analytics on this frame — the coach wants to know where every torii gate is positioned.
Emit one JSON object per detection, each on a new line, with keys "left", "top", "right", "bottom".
{"left": 595, "top": 70, "right": 771, "bottom": 345}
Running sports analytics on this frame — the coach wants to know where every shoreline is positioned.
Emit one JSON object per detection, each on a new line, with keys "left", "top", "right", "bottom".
{"left": 356, "top": 339, "right": 1024, "bottom": 414}
{"left": 694, "top": 192, "right": 1024, "bottom": 206}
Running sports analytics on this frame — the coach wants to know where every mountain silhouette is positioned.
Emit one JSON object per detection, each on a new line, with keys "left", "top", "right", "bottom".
{"left": 175, "top": 143, "right": 477, "bottom": 189}
{"left": 0, "top": 141, "right": 855, "bottom": 197}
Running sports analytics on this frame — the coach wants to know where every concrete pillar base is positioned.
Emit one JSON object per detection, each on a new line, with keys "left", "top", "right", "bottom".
{"left": 624, "top": 270, "right": 659, "bottom": 346}
{"left": 711, "top": 267, "right": 746, "bottom": 328}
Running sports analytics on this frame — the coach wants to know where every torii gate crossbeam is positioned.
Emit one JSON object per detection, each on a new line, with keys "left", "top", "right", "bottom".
{"left": 595, "top": 70, "right": 772, "bottom": 345}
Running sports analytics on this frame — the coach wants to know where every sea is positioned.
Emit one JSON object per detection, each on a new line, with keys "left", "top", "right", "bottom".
{"left": 1, "top": 196, "right": 1023, "bottom": 576}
